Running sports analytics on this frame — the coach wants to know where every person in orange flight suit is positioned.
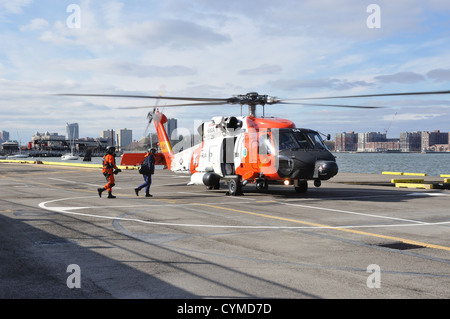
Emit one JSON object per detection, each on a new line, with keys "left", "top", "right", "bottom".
{"left": 98, "top": 146, "right": 121, "bottom": 198}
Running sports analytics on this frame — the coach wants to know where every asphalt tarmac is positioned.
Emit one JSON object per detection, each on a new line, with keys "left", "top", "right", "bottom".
{"left": 0, "top": 161, "right": 449, "bottom": 300}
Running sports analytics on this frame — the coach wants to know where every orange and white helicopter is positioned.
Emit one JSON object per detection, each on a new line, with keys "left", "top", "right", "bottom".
{"left": 60, "top": 89, "right": 450, "bottom": 195}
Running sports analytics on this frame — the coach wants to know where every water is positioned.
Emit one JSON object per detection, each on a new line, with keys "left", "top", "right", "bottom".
{"left": 20, "top": 153, "right": 450, "bottom": 176}
{"left": 333, "top": 152, "right": 450, "bottom": 176}
{"left": 31, "top": 156, "right": 104, "bottom": 165}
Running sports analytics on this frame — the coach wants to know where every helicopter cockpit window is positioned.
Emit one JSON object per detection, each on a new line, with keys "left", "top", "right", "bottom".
{"left": 306, "top": 132, "right": 328, "bottom": 150}
{"left": 292, "top": 132, "right": 312, "bottom": 149}
{"left": 278, "top": 132, "right": 298, "bottom": 151}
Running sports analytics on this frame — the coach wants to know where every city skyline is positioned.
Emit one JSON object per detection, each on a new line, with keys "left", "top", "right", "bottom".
{"left": 1, "top": 116, "right": 180, "bottom": 147}
{"left": 335, "top": 129, "right": 450, "bottom": 152}
{"left": 1, "top": 2, "right": 450, "bottom": 140}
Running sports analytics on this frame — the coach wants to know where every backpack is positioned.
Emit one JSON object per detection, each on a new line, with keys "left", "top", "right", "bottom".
{"left": 138, "top": 156, "right": 151, "bottom": 174}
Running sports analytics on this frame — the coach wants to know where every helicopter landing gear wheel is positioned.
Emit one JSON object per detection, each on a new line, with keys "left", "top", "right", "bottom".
{"left": 294, "top": 180, "right": 308, "bottom": 193}
{"left": 227, "top": 178, "right": 243, "bottom": 196}
{"left": 206, "top": 181, "right": 220, "bottom": 190}
{"left": 255, "top": 179, "right": 268, "bottom": 192}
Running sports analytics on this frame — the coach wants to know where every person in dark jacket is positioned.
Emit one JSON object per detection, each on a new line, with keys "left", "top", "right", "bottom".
{"left": 135, "top": 148, "right": 156, "bottom": 197}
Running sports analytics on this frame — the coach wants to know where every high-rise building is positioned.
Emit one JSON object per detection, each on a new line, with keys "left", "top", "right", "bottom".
{"left": 66, "top": 123, "right": 79, "bottom": 141}
{"left": 335, "top": 132, "right": 357, "bottom": 152}
{"left": 164, "top": 118, "right": 178, "bottom": 141}
{"left": 421, "top": 130, "right": 449, "bottom": 151}
{"left": 101, "top": 129, "right": 115, "bottom": 146}
{"left": 116, "top": 128, "right": 132, "bottom": 151}
{"left": 400, "top": 131, "right": 421, "bottom": 152}
{"left": 357, "top": 132, "right": 387, "bottom": 152}
{"left": 0, "top": 130, "right": 9, "bottom": 143}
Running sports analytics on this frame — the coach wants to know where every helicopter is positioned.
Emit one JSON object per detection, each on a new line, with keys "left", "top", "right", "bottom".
{"left": 59, "top": 89, "right": 450, "bottom": 195}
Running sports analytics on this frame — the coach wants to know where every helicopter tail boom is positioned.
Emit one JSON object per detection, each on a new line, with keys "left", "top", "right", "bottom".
{"left": 153, "top": 110, "right": 174, "bottom": 170}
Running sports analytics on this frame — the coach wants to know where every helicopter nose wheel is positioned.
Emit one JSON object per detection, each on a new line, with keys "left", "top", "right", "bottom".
{"left": 294, "top": 180, "right": 308, "bottom": 193}
{"left": 255, "top": 178, "right": 268, "bottom": 192}
{"left": 314, "top": 179, "right": 321, "bottom": 187}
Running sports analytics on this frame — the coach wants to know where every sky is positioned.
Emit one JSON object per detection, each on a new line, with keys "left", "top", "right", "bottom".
{"left": 1, "top": 0, "right": 450, "bottom": 143}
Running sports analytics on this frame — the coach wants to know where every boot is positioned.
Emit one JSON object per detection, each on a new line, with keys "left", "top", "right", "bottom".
{"left": 97, "top": 187, "right": 105, "bottom": 198}
{"left": 134, "top": 188, "right": 140, "bottom": 196}
{"left": 107, "top": 191, "right": 116, "bottom": 199}
{"left": 145, "top": 193, "right": 152, "bottom": 197}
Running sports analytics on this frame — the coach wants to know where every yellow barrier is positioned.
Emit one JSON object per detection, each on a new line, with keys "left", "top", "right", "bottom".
{"left": 382, "top": 171, "right": 427, "bottom": 176}
{"left": 382, "top": 171, "right": 403, "bottom": 175}
{"left": 441, "top": 174, "right": 450, "bottom": 178}
{"left": 0, "top": 159, "right": 137, "bottom": 170}
{"left": 395, "top": 183, "right": 433, "bottom": 189}
{"left": 403, "top": 172, "right": 427, "bottom": 176}
{"left": 390, "top": 179, "right": 424, "bottom": 184}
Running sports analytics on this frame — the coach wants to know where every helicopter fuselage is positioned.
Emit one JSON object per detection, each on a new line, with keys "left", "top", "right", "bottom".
{"left": 152, "top": 111, "right": 338, "bottom": 194}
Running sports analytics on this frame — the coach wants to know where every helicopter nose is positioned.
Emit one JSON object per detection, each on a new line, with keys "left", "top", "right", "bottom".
{"left": 276, "top": 155, "right": 296, "bottom": 178}
{"left": 276, "top": 153, "right": 338, "bottom": 180}
{"left": 314, "top": 160, "right": 338, "bottom": 180}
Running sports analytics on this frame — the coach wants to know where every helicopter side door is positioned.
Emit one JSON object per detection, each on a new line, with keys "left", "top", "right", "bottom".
{"left": 234, "top": 131, "right": 260, "bottom": 181}
{"left": 234, "top": 133, "right": 244, "bottom": 171}
{"left": 221, "top": 137, "right": 236, "bottom": 176}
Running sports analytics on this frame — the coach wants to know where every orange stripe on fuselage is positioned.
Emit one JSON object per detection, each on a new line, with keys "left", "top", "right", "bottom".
{"left": 235, "top": 117, "right": 295, "bottom": 181}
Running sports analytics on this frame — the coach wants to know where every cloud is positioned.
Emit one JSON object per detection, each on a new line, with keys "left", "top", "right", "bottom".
{"left": 268, "top": 78, "right": 374, "bottom": 91}
{"left": 426, "top": 68, "right": 450, "bottom": 82}
{"left": 20, "top": 18, "right": 49, "bottom": 31}
{"left": 238, "top": 64, "right": 282, "bottom": 75}
{"left": 374, "top": 72, "right": 426, "bottom": 83}
{"left": 54, "top": 58, "right": 197, "bottom": 78}
{"left": 40, "top": 18, "right": 231, "bottom": 50}
{"left": 172, "top": 0, "right": 450, "bottom": 40}
{"left": 390, "top": 113, "right": 442, "bottom": 121}
{"left": 0, "top": 0, "right": 33, "bottom": 14}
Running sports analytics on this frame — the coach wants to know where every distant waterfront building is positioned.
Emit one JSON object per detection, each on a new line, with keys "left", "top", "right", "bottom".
{"left": 101, "top": 129, "right": 115, "bottom": 146}
{"left": 421, "top": 130, "right": 449, "bottom": 151}
{"left": 357, "top": 132, "right": 386, "bottom": 152}
{"left": 400, "top": 131, "right": 422, "bottom": 152}
{"left": 116, "top": 128, "right": 132, "bottom": 152}
{"left": 66, "top": 123, "right": 79, "bottom": 141}
{"left": 357, "top": 132, "right": 401, "bottom": 152}
{"left": 364, "top": 140, "right": 400, "bottom": 152}
{"left": 31, "top": 131, "right": 66, "bottom": 150}
{"left": 0, "top": 130, "right": 9, "bottom": 143}
{"left": 335, "top": 132, "right": 358, "bottom": 152}
{"left": 336, "top": 130, "right": 449, "bottom": 153}
{"left": 1, "top": 140, "right": 19, "bottom": 152}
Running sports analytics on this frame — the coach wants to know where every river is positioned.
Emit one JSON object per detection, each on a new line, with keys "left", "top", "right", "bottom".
{"left": 333, "top": 152, "right": 450, "bottom": 176}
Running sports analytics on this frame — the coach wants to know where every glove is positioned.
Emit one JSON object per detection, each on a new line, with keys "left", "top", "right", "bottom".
{"left": 113, "top": 168, "right": 122, "bottom": 175}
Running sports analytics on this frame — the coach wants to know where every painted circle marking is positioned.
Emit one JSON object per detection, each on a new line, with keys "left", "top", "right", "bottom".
{"left": 38, "top": 196, "right": 450, "bottom": 230}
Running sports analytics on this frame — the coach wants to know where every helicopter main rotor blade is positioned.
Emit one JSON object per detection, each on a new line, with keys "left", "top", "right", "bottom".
{"left": 117, "top": 101, "right": 228, "bottom": 109}
{"left": 279, "top": 101, "right": 383, "bottom": 109}
{"left": 56, "top": 93, "right": 229, "bottom": 103}
{"left": 282, "top": 89, "right": 450, "bottom": 101}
